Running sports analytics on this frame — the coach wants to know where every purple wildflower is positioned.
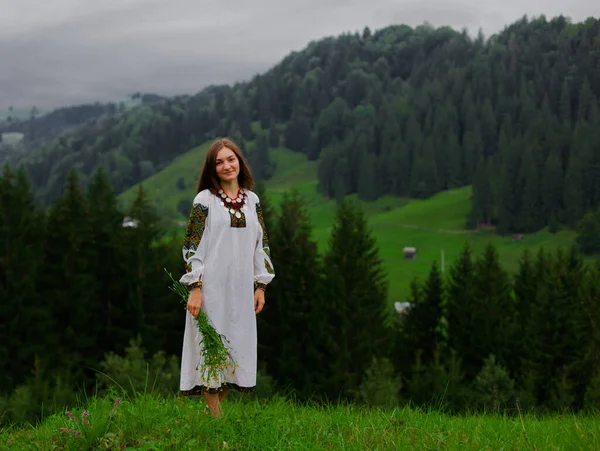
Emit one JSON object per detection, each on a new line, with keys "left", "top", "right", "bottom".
{"left": 113, "top": 398, "right": 121, "bottom": 407}
{"left": 66, "top": 411, "right": 75, "bottom": 421}
{"left": 81, "top": 411, "right": 89, "bottom": 419}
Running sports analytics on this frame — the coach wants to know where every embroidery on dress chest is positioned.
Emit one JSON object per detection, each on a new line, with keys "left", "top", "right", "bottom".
{"left": 217, "top": 188, "right": 249, "bottom": 228}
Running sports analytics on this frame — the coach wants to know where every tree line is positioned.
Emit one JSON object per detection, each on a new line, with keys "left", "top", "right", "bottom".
{"left": 8, "top": 16, "right": 600, "bottom": 236}
{"left": 0, "top": 163, "right": 183, "bottom": 420}
{"left": 259, "top": 188, "right": 600, "bottom": 413}
{"left": 2, "top": 162, "right": 599, "bottom": 424}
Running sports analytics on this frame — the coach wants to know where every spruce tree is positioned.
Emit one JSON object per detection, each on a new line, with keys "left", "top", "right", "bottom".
{"left": 250, "top": 132, "right": 272, "bottom": 181}
{"left": 123, "top": 185, "right": 166, "bottom": 353}
{"left": 524, "top": 248, "right": 582, "bottom": 407}
{"left": 42, "top": 169, "right": 100, "bottom": 381}
{"left": 398, "top": 262, "right": 445, "bottom": 367}
{"left": 320, "top": 199, "right": 389, "bottom": 400}
{"left": 446, "top": 243, "right": 478, "bottom": 379}
{"left": 512, "top": 249, "right": 537, "bottom": 378}
{"left": 0, "top": 165, "right": 48, "bottom": 391}
{"left": 268, "top": 118, "right": 280, "bottom": 147}
{"left": 357, "top": 151, "right": 378, "bottom": 201}
{"left": 518, "top": 147, "right": 542, "bottom": 232}
{"left": 468, "top": 157, "right": 492, "bottom": 227}
{"left": 563, "top": 154, "right": 584, "bottom": 227}
{"left": 541, "top": 150, "right": 563, "bottom": 228}
{"left": 86, "top": 168, "right": 129, "bottom": 352}
{"left": 471, "top": 243, "right": 515, "bottom": 376}
{"left": 258, "top": 190, "right": 323, "bottom": 398}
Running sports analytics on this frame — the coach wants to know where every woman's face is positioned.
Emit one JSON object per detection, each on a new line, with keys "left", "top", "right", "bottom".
{"left": 215, "top": 146, "right": 240, "bottom": 183}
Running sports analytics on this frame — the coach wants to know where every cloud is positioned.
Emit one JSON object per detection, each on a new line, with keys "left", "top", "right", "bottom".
{"left": 0, "top": 0, "right": 596, "bottom": 109}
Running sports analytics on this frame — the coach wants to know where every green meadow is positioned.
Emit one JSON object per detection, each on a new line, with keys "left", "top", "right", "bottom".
{"left": 3, "top": 394, "right": 599, "bottom": 450}
{"left": 119, "top": 145, "right": 579, "bottom": 303}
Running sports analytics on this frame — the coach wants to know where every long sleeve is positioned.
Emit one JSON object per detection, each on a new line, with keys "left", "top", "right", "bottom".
{"left": 253, "top": 200, "right": 275, "bottom": 289}
{"left": 179, "top": 191, "right": 210, "bottom": 288}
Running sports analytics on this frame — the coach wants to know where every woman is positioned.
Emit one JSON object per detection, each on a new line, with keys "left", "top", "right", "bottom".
{"left": 179, "top": 137, "right": 275, "bottom": 417}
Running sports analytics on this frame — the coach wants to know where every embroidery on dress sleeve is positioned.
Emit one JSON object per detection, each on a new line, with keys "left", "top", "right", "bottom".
{"left": 255, "top": 203, "right": 269, "bottom": 249}
{"left": 264, "top": 258, "right": 274, "bottom": 274}
{"left": 183, "top": 203, "right": 208, "bottom": 272}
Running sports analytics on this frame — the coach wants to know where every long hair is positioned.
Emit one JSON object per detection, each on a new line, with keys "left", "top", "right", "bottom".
{"left": 196, "top": 138, "right": 254, "bottom": 194}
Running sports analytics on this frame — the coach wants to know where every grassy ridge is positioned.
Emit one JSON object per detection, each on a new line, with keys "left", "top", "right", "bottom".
{"left": 118, "top": 145, "right": 579, "bottom": 302}
{"left": 3, "top": 394, "right": 600, "bottom": 450}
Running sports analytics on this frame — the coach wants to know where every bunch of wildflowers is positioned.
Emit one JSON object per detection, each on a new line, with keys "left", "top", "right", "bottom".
{"left": 166, "top": 270, "right": 237, "bottom": 386}
{"left": 59, "top": 397, "right": 121, "bottom": 444}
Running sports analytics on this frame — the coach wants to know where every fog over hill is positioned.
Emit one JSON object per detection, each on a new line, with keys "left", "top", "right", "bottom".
{"left": 0, "top": 0, "right": 596, "bottom": 109}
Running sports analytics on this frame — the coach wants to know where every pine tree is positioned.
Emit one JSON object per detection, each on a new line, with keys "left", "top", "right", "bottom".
{"left": 559, "top": 79, "right": 572, "bottom": 128}
{"left": 320, "top": 199, "right": 390, "bottom": 400}
{"left": 518, "top": 146, "right": 542, "bottom": 232}
{"left": 357, "top": 151, "right": 378, "bottom": 201}
{"left": 398, "top": 262, "right": 446, "bottom": 367}
{"left": 563, "top": 154, "right": 584, "bottom": 227}
{"left": 497, "top": 134, "right": 521, "bottom": 234}
{"left": 42, "top": 169, "right": 100, "bottom": 380}
{"left": 577, "top": 259, "right": 600, "bottom": 408}
{"left": 524, "top": 247, "right": 583, "bottom": 407}
{"left": 471, "top": 243, "right": 515, "bottom": 376}
{"left": 258, "top": 190, "right": 323, "bottom": 398}
{"left": 123, "top": 185, "right": 166, "bottom": 353}
{"left": 249, "top": 132, "right": 272, "bottom": 181}
{"left": 268, "top": 118, "right": 280, "bottom": 147}
{"left": 0, "top": 165, "right": 48, "bottom": 392}
{"left": 575, "top": 210, "right": 600, "bottom": 255}
{"left": 461, "top": 123, "right": 484, "bottom": 183}
{"left": 86, "top": 168, "right": 129, "bottom": 352}
{"left": 541, "top": 150, "right": 563, "bottom": 228}
{"left": 446, "top": 243, "right": 479, "bottom": 379}
{"left": 512, "top": 249, "right": 537, "bottom": 377}
{"left": 386, "top": 139, "right": 411, "bottom": 196}
{"left": 468, "top": 157, "right": 493, "bottom": 227}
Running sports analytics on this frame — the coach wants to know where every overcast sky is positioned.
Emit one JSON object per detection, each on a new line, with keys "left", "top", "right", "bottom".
{"left": 0, "top": 0, "right": 597, "bottom": 110}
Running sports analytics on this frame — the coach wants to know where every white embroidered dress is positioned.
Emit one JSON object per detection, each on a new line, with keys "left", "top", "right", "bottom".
{"left": 179, "top": 188, "right": 274, "bottom": 395}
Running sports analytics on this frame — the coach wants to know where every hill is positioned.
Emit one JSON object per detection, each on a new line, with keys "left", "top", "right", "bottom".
{"left": 8, "top": 16, "right": 600, "bottom": 240}
{"left": 119, "top": 144, "right": 579, "bottom": 302}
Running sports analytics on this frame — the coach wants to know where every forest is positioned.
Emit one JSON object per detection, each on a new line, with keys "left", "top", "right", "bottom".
{"left": 2, "top": 14, "right": 600, "bottom": 423}
{"left": 1, "top": 163, "right": 600, "bottom": 424}
{"left": 2, "top": 15, "right": 599, "bottom": 234}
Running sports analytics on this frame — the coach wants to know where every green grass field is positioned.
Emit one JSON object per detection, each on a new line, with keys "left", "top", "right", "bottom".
{"left": 118, "top": 144, "right": 580, "bottom": 303}
{"left": 3, "top": 394, "right": 599, "bottom": 450}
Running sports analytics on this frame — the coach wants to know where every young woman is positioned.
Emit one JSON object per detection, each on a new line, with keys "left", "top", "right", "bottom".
{"left": 179, "top": 138, "right": 275, "bottom": 417}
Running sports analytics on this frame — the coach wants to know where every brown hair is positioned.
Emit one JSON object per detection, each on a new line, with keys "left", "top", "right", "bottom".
{"left": 196, "top": 138, "right": 254, "bottom": 194}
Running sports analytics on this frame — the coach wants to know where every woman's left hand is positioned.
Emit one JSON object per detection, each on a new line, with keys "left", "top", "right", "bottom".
{"left": 254, "top": 289, "right": 265, "bottom": 314}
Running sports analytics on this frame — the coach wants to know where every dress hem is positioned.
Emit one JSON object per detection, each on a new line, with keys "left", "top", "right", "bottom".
{"left": 180, "top": 383, "right": 256, "bottom": 396}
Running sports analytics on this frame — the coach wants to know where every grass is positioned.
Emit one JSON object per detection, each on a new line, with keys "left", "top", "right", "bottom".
{"left": 3, "top": 394, "right": 599, "bottom": 450}
{"left": 118, "top": 143, "right": 581, "bottom": 303}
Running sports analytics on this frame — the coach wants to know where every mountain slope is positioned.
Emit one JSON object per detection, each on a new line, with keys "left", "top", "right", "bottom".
{"left": 118, "top": 142, "right": 578, "bottom": 302}
{"left": 13, "top": 16, "right": 600, "bottom": 238}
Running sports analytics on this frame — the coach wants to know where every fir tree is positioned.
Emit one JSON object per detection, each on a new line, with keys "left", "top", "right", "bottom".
{"left": 42, "top": 169, "right": 100, "bottom": 380}
{"left": 0, "top": 165, "right": 48, "bottom": 392}
{"left": 86, "top": 168, "right": 128, "bottom": 352}
{"left": 541, "top": 150, "right": 563, "bottom": 227}
{"left": 471, "top": 243, "right": 515, "bottom": 376}
{"left": 123, "top": 185, "right": 166, "bottom": 353}
{"left": 446, "top": 243, "right": 478, "bottom": 379}
{"left": 320, "top": 199, "right": 389, "bottom": 400}
{"left": 258, "top": 190, "right": 323, "bottom": 398}
{"left": 398, "top": 262, "right": 446, "bottom": 367}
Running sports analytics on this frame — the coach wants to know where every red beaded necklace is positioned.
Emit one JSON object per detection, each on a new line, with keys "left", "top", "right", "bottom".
{"left": 218, "top": 187, "right": 248, "bottom": 218}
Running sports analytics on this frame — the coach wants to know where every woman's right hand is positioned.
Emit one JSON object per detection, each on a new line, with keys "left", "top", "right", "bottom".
{"left": 187, "top": 289, "right": 202, "bottom": 318}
